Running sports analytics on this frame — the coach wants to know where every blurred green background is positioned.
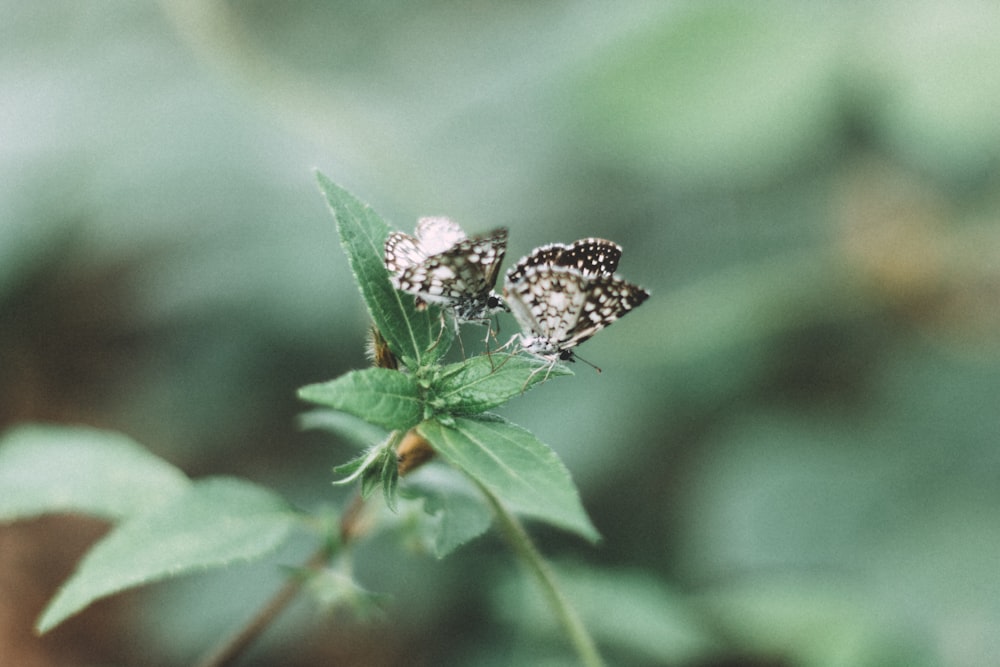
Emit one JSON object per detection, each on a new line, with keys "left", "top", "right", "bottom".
{"left": 3, "top": 2, "right": 1000, "bottom": 665}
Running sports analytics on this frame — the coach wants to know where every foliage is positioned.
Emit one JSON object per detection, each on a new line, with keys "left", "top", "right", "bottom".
{"left": 0, "top": 178, "right": 604, "bottom": 664}
{"left": 0, "top": 425, "right": 301, "bottom": 633}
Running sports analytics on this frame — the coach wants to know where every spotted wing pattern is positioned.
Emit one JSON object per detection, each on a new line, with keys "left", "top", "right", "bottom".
{"left": 504, "top": 237, "right": 621, "bottom": 284}
{"left": 504, "top": 239, "right": 648, "bottom": 360}
{"left": 384, "top": 218, "right": 508, "bottom": 322}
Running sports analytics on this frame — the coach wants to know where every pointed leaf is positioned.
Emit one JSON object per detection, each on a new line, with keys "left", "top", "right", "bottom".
{"left": 298, "top": 368, "right": 423, "bottom": 431}
{"left": 332, "top": 451, "right": 370, "bottom": 481}
{"left": 418, "top": 417, "right": 599, "bottom": 542}
{"left": 380, "top": 449, "right": 400, "bottom": 510}
{"left": 37, "top": 477, "right": 299, "bottom": 634}
{"left": 431, "top": 354, "right": 572, "bottom": 415}
{"left": 360, "top": 459, "right": 384, "bottom": 499}
{"left": 315, "top": 172, "right": 452, "bottom": 367}
{"left": 0, "top": 425, "right": 190, "bottom": 522}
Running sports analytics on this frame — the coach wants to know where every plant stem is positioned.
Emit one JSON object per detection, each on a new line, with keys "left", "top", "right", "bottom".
{"left": 192, "top": 544, "right": 333, "bottom": 667}
{"left": 480, "top": 484, "right": 605, "bottom": 667}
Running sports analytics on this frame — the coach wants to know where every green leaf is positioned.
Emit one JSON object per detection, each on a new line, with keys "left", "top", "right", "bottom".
{"left": 332, "top": 432, "right": 402, "bottom": 512}
{"left": 332, "top": 451, "right": 370, "bottom": 481}
{"left": 431, "top": 354, "right": 572, "bottom": 415}
{"left": 298, "top": 368, "right": 423, "bottom": 431}
{"left": 378, "top": 443, "right": 400, "bottom": 510}
{"left": 315, "top": 172, "right": 452, "bottom": 368}
{"left": 297, "top": 409, "right": 388, "bottom": 449}
{"left": 37, "top": 477, "right": 299, "bottom": 634}
{"left": 418, "top": 417, "right": 599, "bottom": 542}
{"left": 0, "top": 424, "right": 190, "bottom": 522}
{"left": 404, "top": 464, "right": 494, "bottom": 557}
{"left": 360, "top": 456, "right": 385, "bottom": 499}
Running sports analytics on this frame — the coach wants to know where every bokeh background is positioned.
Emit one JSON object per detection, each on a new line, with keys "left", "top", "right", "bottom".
{"left": 4, "top": 2, "right": 1000, "bottom": 665}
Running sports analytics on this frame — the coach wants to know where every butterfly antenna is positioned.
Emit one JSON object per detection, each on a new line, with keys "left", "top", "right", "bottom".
{"left": 572, "top": 352, "right": 602, "bottom": 374}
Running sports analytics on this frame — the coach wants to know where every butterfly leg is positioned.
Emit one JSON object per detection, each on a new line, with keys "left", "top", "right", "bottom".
{"left": 520, "top": 355, "right": 558, "bottom": 393}
{"left": 425, "top": 309, "right": 453, "bottom": 355}
{"left": 480, "top": 317, "right": 504, "bottom": 369}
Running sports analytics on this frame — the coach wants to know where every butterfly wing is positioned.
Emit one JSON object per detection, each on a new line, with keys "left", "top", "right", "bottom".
{"left": 559, "top": 272, "right": 649, "bottom": 350}
{"left": 506, "top": 259, "right": 648, "bottom": 356}
{"left": 554, "top": 238, "right": 622, "bottom": 277}
{"left": 475, "top": 227, "right": 509, "bottom": 291}
{"left": 505, "top": 237, "right": 622, "bottom": 286}
{"left": 392, "top": 225, "right": 509, "bottom": 320}
{"left": 505, "top": 242, "right": 567, "bottom": 285}
{"left": 414, "top": 217, "right": 467, "bottom": 256}
{"left": 385, "top": 232, "right": 426, "bottom": 275}
{"left": 505, "top": 265, "right": 590, "bottom": 350}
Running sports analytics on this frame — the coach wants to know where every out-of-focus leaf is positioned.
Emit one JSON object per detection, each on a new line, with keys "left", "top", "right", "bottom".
{"left": 573, "top": 4, "right": 841, "bottom": 189}
{"left": 296, "top": 409, "right": 388, "bottom": 450}
{"left": 404, "top": 464, "right": 494, "bottom": 557}
{"left": 642, "top": 252, "right": 869, "bottom": 365}
{"left": 431, "top": 354, "right": 572, "bottom": 415}
{"left": 303, "top": 567, "right": 388, "bottom": 620}
{"left": 697, "top": 577, "right": 936, "bottom": 667}
{"left": 674, "top": 416, "right": 900, "bottom": 573}
{"left": 864, "top": 500, "right": 1000, "bottom": 666}
{"left": 418, "top": 416, "right": 598, "bottom": 542}
{"left": 0, "top": 425, "right": 190, "bottom": 522}
{"left": 316, "top": 173, "right": 451, "bottom": 368}
{"left": 298, "top": 368, "right": 423, "bottom": 431}
{"left": 867, "top": 4, "right": 1000, "bottom": 181}
{"left": 37, "top": 477, "right": 299, "bottom": 634}
{"left": 497, "top": 563, "right": 718, "bottom": 665}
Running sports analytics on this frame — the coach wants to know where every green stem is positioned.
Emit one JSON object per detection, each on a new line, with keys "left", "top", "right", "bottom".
{"left": 480, "top": 483, "right": 605, "bottom": 667}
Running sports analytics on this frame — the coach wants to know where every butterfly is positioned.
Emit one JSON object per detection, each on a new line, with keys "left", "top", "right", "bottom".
{"left": 503, "top": 238, "right": 649, "bottom": 364}
{"left": 384, "top": 217, "right": 508, "bottom": 324}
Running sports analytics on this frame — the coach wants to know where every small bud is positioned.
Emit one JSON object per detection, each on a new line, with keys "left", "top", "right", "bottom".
{"left": 366, "top": 325, "right": 399, "bottom": 370}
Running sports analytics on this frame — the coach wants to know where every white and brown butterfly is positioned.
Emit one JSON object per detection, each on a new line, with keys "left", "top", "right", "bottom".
{"left": 504, "top": 238, "right": 648, "bottom": 364}
{"left": 384, "top": 217, "right": 508, "bottom": 324}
